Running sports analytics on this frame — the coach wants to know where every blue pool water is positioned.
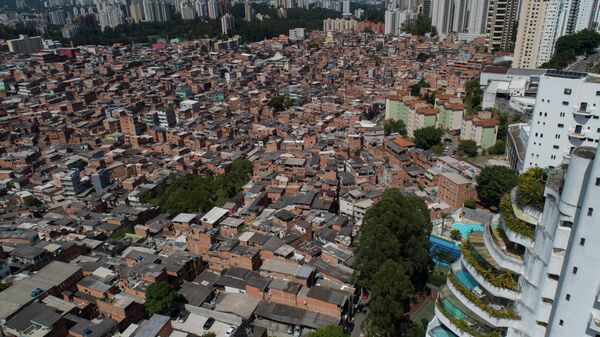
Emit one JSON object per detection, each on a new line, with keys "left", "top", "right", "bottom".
{"left": 451, "top": 223, "right": 484, "bottom": 238}
{"left": 455, "top": 269, "right": 478, "bottom": 290}
{"left": 431, "top": 327, "right": 459, "bottom": 337}
{"left": 441, "top": 298, "right": 467, "bottom": 319}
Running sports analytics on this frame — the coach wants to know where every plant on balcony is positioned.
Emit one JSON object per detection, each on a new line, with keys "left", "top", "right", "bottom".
{"left": 436, "top": 301, "right": 503, "bottom": 337}
{"left": 448, "top": 272, "right": 520, "bottom": 320}
{"left": 499, "top": 194, "right": 535, "bottom": 239}
{"left": 460, "top": 244, "right": 520, "bottom": 291}
{"left": 517, "top": 168, "right": 545, "bottom": 210}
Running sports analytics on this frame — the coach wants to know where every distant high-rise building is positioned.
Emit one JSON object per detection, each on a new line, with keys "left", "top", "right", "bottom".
{"left": 49, "top": 10, "right": 67, "bottom": 25}
{"left": 221, "top": 13, "right": 234, "bottom": 35}
{"left": 7, "top": 35, "right": 44, "bottom": 54}
{"left": 354, "top": 7, "right": 364, "bottom": 19}
{"left": 485, "top": 0, "right": 517, "bottom": 52}
{"left": 385, "top": 9, "right": 414, "bottom": 35}
{"left": 342, "top": 0, "right": 350, "bottom": 14}
{"left": 244, "top": 1, "right": 254, "bottom": 21}
{"left": 514, "top": 0, "right": 600, "bottom": 68}
{"left": 130, "top": 1, "right": 145, "bottom": 23}
{"left": 99, "top": 6, "right": 124, "bottom": 30}
{"left": 289, "top": 27, "right": 305, "bottom": 41}
{"left": 207, "top": 0, "right": 220, "bottom": 19}
{"left": 180, "top": 1, "right": 197, "bottom": 19}
{"left": 194, "top": 0, "right": 209, "bottom": 18}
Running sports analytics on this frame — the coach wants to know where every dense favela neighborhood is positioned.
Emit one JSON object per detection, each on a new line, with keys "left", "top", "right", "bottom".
{"left": 2, "top": 0, "right": 600, "bottom": 336}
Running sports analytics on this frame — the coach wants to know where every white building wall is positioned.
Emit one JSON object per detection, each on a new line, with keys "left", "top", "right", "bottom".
{"left": 523, "top": 72, "right": 600, "bottom": 171}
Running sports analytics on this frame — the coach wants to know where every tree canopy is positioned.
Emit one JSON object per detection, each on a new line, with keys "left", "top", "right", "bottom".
{"left": 383, "top": 119, "right": 407, "bottom": 136}
{"left": 145, "top": 281, "right": 180, "bottom": 316}
{"left": 140, "top": 159, "right": 252, "bottom": 214}
{"left": 517, "top": 167, "right": 545, "bottom": 210}
{"left": 541, "top": 29, "right": 600, "bottom": 69}
{"left": 413, "top": 126, "right": 443, "bottom": 150}
{"left": 307, "top": 325, "right": 347, "bottom": 337}
{"left": 365, "top": 260, "right": 414, "bottom": 337}
{"left": 401, "top": 14, "right": 435, "bottom": 36}
{"left": 354, "top": 189, "right": 431, "bottom": 336}
{"left": 20, "top": 5, "right": 342, "bottom": 46}
{"left": 476, "top": 165, "right": 518, "bottom": 208}
{"left": 457, "top": 140, "right": 478, "bottom": 157}
{"left": 465, "top": 79, "right": 483, "bottom": 114}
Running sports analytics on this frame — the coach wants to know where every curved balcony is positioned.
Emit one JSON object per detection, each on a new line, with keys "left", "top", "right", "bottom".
{"left": 483, "top": 223, "right": 525, "bottom": 275}
{"left": 510, "top": 189, "right": 541, "bottom": 226}
{"left": 500, "top": 220, "right": 534, "bottom": 247}
{"left": 436, "top": 287, "right": 505, "bottom": 337}
{"left": 447, "top": 276, "right": 520, "bottom": 328}
{"left": 459, "top": 241, "right": 520, "bottom": 294}
{"left": 460, "top": 255, "right": 520, "bottom": 301}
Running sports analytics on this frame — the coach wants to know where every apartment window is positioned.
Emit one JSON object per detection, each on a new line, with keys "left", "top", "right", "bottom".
{"left": 595, "top": 178, "right": 600, "bottom": 186}
{"left": 558, "top": 123, "right": 564, "bottom": 128}
{"left": 548, "top": 273, "right": 559, "bottom": 280}
{"left": 573, "top": 267, "right": 578, "bottom": 274}
{"left": 562, "top": 101, "right": 569, "bottom": 106}
{"left": 564, "top": 88, "right": 572, "bottom": 95}
{"left": 553, "top": 145, "right": 559, "bottom": 149}
{"left": 596, "top": 90, "right": 600, "bottom": 96}
{"left": 588, "top": 208, "right": 594, "bottom": 216}
{"left": 566, "top": 294, "right": 571, "bottom": 301}
{"left": 559, "top": 320, "right": 564, "bottom": 326}
{"left": 581, "top": 238, "right": 586, "bottom": 245}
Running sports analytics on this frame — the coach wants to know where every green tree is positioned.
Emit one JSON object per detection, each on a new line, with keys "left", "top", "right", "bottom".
{"left": 431, "top": 144, "right": 443, "bottom": 154}
{"left": 355, "top": 189, "right": 431, "bottom": 290}
{"left": 0, "top": 282, "right": 12, "bottom": 292}
{"left": 402, "top": 14, "right": 435, "bottom": 35}
{"left": 517, "top": 167, "right": 544, "bottom": 210}
{"left": 416, "top": 52, "right": 430, "bottom": 62}
{"left": 307, "top": 325, "right": 347, "bottom": 337}
{"left": 476, "top": 166, "right": 518, "bottom": 208}
{"left": 464, "top": 198, "right": 477, "bottom": 209}
{"left": 200, "top": 333, "right": 217, "bottom": 337}
{"left": 487, "top": 140, "right": 506, "bottom": 155}
{"left": 457, "top": 140, "right": 478, "bottom": 157}
{"left": 410, "top": 78, "right": 430, "bottom": 97}
{"left": 465, "top": 79, "right": 483, "bottom": 114}
{"left": 365, "top": 260, "right": 414, "bottom": 337}
{"left": 413, "top": 126, "right": 443, "bottom": 150}
{"left": 541, "top": 29, "right": 600, "bottom": 69}
{"left": 144, "top": 281, "right": 180, "bottom": 316}
{"left": 149, "top": 159, "right": 252, "bottom": 214}
{"left": 450, "top": 229, "right": 462, "bottom": 241}
{"left": 383, "top": 119, "right": 407, "bottom": 136}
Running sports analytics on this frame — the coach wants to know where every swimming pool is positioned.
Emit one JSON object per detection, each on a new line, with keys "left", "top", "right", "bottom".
{"left": 430, "top": 327, "right": 459, "bottom": 337}
{"left": 451, "top": 223, "right": 484, "bottom": 238}
{"left": 455, "top": 269, "right": 478, "bottom": 290}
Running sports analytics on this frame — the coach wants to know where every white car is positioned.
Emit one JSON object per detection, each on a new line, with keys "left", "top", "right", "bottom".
{"left": 225, "top": 326, "right": 236, "bottom": 335}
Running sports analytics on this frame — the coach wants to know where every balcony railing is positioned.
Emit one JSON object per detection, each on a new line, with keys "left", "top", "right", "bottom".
{"left": 436, "top": 291, "right": 505, "bottom": 337}
{"left": 447, "top": 278, "right": 519, "bottom": 328}
{"left": 483, "top": 223, "right": 525, "bottom": 275}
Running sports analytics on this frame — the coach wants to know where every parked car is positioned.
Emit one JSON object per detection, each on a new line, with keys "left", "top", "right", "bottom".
{"left": 293, "top": 325, "right": 302, "bottom": 337}
{"left": 226, "top": 326, "right": 236, "bottom": 335}
{"left": 287, "top": 325, "right": 294, "bottom": 334}
{"left": 203, "top": 317, "right": 215, "bottom": 330}
{"left": 177, "top": 310, "right": 190, "bottom": 323}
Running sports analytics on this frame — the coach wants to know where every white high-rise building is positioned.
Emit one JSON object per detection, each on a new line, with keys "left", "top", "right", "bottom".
{"left": 426, "top": 142, "right": 600, "bottom": 337}
{"left": 207, "top": 0, "right": 220, "bottom": 19}
{"left": 384, "top": 9, "right": 414, "bottom": 35}
{"left": 221, "top": 13, "right": 234, "bottom": 35}
{"left": 519, "top": 71, "right": 600, "bottom": 171}
{"left": 514, "top": 0, "right": 598, "bottom": 68}
{"left": 194, "top": 0, "right": 208, "bottom": 18}
{"left": 431, "top": 0, "right": 493, "bottom": 35}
